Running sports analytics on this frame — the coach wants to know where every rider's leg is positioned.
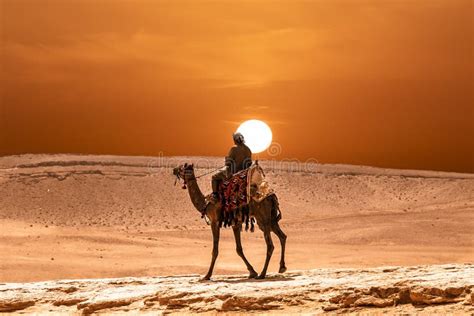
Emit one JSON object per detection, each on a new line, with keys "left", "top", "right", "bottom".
{"left": 211, "top": 170, "right": 227, "bottom": 199}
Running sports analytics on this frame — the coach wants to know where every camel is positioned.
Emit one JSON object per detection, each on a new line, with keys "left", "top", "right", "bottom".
{"left": 173, "top": 163, "right": 287, "bottom": 280}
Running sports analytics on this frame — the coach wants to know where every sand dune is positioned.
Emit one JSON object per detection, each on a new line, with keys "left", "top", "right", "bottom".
{"left": 0, "top": 154, "right": 473, "bottom": 313}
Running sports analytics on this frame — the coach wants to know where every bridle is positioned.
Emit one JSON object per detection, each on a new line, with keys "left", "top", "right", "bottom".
{"left": 174, "top": 165, "right": 190, "bottom": 189}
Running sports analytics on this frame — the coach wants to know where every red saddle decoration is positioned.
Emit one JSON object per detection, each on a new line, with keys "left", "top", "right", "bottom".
{"left": 219, "top": 169, "right": 248, "bottom": 213}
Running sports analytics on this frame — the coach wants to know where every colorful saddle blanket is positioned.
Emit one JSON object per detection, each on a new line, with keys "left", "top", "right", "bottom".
{"left": 210, "top": 164, "right": 275, "bottom": 229}
{"left": 219, "top": 169, "right": 249, "bottom": 213}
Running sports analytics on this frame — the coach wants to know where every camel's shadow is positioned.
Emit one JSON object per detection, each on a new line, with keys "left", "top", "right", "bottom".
{"left": 201, "top": 275, "right": 295, "bottom": 284}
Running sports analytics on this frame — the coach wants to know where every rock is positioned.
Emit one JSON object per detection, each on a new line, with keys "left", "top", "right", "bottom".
{"left": 77, "top": 298, "right": 135, "bottom": 314}
{"left": 396, "top": 287, "right": 412, "bottom": 304}
{"left": 341, "top": 293, "right": 360, "bottom": 307}
{"left": 329, "top": 294, "right": 343, "bottom": 304}
{"left": 63, "top": 286, "right": 79, "bottom": 294}
{"left": 220, "top": 296, "right": 279, "bottom": 311}
{"left": 0, "top": 264, "right": 472, "bottom": 314}
{"left": 410, "top": 291, "right": 436, "bottom": 305}
{"left": 53, "top": 297, "right": 86, "bottom": 306}
{"left": 370, "top": 286, "right": 399, "bottom": 298}
{"left": 157, "top": 292, "right": 188, "bottom": 305}
{"left": 444, "top": 287, "right": 464, "bottom": 297}
{"left": 409, "top": 290, "right": 463, "bottom": 305}
{"left": 0, "top": 299, "right": 35, "bottom": 312}
{"left": 322, "top": 304, "right": 339, "bottom": 311}
{"left": 423, "top": 287, "right": 444, "bottom": 297}
{"left": 354, "top": 296, "right": 394, "bottom": 307}
{"left": 47, "top": 286, "right": 79, "bottom": 294}
{"left": 144, "top": 300, "right": 155, "bottom": 307}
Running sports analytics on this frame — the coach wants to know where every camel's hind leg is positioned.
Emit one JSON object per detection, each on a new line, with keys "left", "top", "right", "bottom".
{"left": 232, "top": 224, "right": 258, "bottom": 278}
{"left": 202, "top": 222, "right": 220, "bottom": 280}
{"left": 271, "top": 222, "right": 287, "bottom": 273}
{"left": 257, "top": 227, "right": 274, "bottom": 279}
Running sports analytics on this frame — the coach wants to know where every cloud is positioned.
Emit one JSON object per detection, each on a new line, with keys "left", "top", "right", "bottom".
{"left": 3, "top": 0, "right": 471, "bottom": 88}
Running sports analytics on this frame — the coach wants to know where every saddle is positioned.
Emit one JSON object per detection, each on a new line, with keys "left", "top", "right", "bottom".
{"left": 214, "top": 163, "right": 274, "bottom": 229}
{"left": 219, "top": 168, "right": 249, "bottom": 213}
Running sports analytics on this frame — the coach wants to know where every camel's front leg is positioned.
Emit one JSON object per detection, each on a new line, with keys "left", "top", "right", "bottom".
{"left": 202, "top": 222, "right": 220, "bottom": 280}
{"left": 232, "top": 224, "right": 258, "bottom": 278}
{"left": 257, "top": 227, "right": 274, "bottom": 279}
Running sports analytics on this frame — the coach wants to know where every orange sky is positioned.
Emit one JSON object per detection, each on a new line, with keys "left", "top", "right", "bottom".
{"left": 1, "top": 0, "right": 473, "bottom": 172}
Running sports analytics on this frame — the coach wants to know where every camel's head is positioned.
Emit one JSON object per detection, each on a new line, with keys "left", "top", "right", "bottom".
{"left": 172, "top": 163, "right": 195, "bottom": 189}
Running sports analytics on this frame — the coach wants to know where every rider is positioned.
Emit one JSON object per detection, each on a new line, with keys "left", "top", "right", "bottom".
{"left": 211, "top": 132, "right": 252, "bottom": 200}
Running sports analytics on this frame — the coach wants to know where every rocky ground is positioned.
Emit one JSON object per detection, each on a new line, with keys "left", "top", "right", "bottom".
{"left": 1, "top": 264, "right": 473, "bottom": 314}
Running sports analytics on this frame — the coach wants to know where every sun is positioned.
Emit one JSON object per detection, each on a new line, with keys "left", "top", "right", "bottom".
{"left": 236, "top": 119, "right": 273, "bottom": 154}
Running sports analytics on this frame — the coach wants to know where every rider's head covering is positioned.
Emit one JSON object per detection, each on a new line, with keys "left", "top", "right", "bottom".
{"left": 233, "top": 132, "right": 245, "bottom": 144}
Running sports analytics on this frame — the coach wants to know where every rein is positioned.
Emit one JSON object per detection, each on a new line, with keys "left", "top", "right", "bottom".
{"left": 174, "top": 165, "right": 224, "bottom": 189}
{"left": 195, "top": 166, "right": 225, "bottom": 179}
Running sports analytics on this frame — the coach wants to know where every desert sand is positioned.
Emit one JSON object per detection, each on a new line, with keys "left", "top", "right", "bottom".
{"left": 1, "top": 154, "right": 473, "bottom": 314}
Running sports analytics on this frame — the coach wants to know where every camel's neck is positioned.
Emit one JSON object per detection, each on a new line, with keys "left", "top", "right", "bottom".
{"left": 185, "top": 175, "right": 207, "bottom": 212}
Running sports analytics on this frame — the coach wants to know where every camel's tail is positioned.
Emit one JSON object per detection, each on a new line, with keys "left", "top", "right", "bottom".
{"left": 270, "top": 194, "right": 282, "bottom": 223}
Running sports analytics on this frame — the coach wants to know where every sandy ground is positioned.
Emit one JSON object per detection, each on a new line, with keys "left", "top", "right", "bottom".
{"left": 0, "top": 154, "right": 473, "bottom": 314}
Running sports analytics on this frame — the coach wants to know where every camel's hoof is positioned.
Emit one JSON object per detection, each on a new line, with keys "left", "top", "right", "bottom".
{"left": 199, "top": 276, "right": 211, "bottom": 282}
{"left": 248, "top": 271, "right": 258, "bottom": 279}
{"left": 256, "top": 274, "right": 266, "bottom": 279}
{"left": 279, "top": 266, "right": 287, "bottom": 273}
